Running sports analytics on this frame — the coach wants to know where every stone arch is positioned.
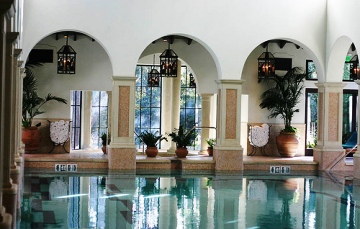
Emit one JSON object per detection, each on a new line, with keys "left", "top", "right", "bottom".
{"left": 138, "top": 34, "right": 220, "bottom": 94}
{"left": 327, "top": 36, "right": 354, "bottom": 82}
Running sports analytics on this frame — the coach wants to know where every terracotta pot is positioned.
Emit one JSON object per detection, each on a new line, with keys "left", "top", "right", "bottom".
{"left": 145, "top": 146, "right": 158, "bottom": 157}
{"left": 21, "top": 126, "right": 41, "bottom": 153}
{"left": 276, "top": 132, "right": 299, "bottom": 158}
{"left": 207, "top": 147, "right": 213, "bottom": 156}
{"left": 175, "top": 147, "right": 188, "bottom": 158}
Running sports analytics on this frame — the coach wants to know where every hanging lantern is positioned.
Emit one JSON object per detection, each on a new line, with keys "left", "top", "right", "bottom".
{"left": 258, "top": 45, "right": 276, "bottom": 82}
{"left": 159, "top": 43, "right": 178, "bottom": 77}
{"left": 148, "top": 55, "right": 160, "bottom": 87}
{"left": 348, "top": 55, "right": 359, "bottom": 80}
{"left": 57, "top": 34, "right": 76, "bottom": 74}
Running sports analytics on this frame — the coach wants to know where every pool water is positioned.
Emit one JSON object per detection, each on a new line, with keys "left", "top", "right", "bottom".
{"left": 19, "top": 171, "right": 358, "bottom": 229}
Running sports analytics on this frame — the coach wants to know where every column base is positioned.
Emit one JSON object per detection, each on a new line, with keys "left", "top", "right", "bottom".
{"left": 0, "top": 206, "right": 12, "bottom": 229}
{"left": 354, "top": 153, "right": 360, "bottom": 178}
{"left": 313, "top": 147, "right": 351, "bottom": 171}
{"left": 2, "top": 184, "right": 17, "bottom": 229}
{"left": 108, "top": 145, "right": 136, "bottom": 170}
{"left": 213, "top": 146, "right": 243, "bottom": 171}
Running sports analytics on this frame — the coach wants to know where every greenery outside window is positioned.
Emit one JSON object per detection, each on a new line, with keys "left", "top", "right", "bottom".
{"left": 91, "top": 91, "right": 109, "bottom": 148}
{"left": 180, "top": 66, "right": 201, "bottom": 150}
{"left": 306, "top": 60, "right": 318, "bottom": 80}
{"left": 135, "top": 65, "right": 162, "bottom": 149}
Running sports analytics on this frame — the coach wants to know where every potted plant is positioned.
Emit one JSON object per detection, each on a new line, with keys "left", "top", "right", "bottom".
{"left": 259, "top": 67, "right": 306, "bottom": 157}
{"left": 138, "top": 130, "right": 167, "bottom": 157}
{"left": 100, "top": 133, "right": 111, "bottom": 154}
{"left": 167, "top": 126, "right": 196, "bottom": 158}
{"left": 22, "top": 66, "right": 67, "bottom": 152}
{"left": 206, "top": 138, "right": 216, "bottom": 156}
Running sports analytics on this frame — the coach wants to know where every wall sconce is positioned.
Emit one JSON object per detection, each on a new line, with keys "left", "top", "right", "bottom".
{"left": 348, "top": 55, "right": 359, "bottom": 80}
{"left": 57, "top": 34, "right": 76, "bottom": 74}
{"left": 258, "top": 45, "right": 275, "bottom": 82}
{"left": 148, "top": 55, "right": 160, "bottom": 87}
{"left": 189, "top": 73, "right": 196, "bottom": 88}
{"left": 159, "top": 42, "right": 178, "bottom": 77}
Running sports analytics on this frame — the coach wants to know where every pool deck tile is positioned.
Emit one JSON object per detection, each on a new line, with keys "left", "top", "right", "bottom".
{"left": 23, "top": 150, "right": 334, "bottom": 172}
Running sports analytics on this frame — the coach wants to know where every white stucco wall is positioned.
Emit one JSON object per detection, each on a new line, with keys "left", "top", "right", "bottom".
{"left": 22, "top": 0, "right": 327, "bottom": 81}
{"left": 20, "top": 0, "right": 360, "bottom": 150}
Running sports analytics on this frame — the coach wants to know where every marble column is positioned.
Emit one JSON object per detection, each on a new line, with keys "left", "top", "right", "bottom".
{"left": 82, "top": 91, "right": 92, "bottom": 149}
{"left": 108, "top": 76, "right": 137, "bottom": 170}
{"left": 354, "top": 80, "right": 360, "bottom": 178}
{"left": 199, "top": 94, "right": 215, "bottom": 155}
{"left": 161, "top": 76, "right": 173, "bottom": 150}
{"left": 313, "top": 83, "right": 347, "bottom": 171}
{"left": 167, "top": 60, "right": 181, "bottom": 153}
{"left": 214, "top": 80, "right": 244, "bottom": 171}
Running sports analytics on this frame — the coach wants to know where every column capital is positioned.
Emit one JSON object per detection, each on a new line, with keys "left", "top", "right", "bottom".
{"left": 6, "top": 32, "right": 19, "bottom": 44}
{"left": 216, "top": 79, "right": 245, "bottom": 86}
{"left": 315, "top": 82, "right": 345, "bottom": 91}
{"left": 14, "top": 48, "right": 22, "bottom": 58}
{"left": 112, "top": 76, "right": 136, "bottom": 81}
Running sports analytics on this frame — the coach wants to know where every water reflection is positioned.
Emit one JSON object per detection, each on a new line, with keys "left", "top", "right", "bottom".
{"left": 19, "top": 172, "right": 359, "bottom": 229}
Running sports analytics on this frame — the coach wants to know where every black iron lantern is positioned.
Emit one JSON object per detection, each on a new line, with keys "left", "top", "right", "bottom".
{"left": 189, "top": 73, "right": 196, "bottom": 88}
{"left": 148, "top": 55, "right": 160, "bottom": 87}
{"left": 258, "top": 45, "right": 276, "bottom": 82}
{"left": 159, "top": 43, "right": 178, "bottom": 77}
{"left": 349, "top": 55, "right": 359, "bottom": 80}
{"left": 57, "top": 35, "right": 76, "bottom": 74}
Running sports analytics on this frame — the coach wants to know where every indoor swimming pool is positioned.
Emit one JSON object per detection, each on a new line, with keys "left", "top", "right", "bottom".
{"left": 19, "top": 170, "right": 358, "bottom": 229}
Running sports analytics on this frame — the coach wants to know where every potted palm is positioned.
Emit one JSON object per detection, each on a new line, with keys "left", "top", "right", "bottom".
{"left": 206, "top": 138, "right": 216, "bottom": 156}
{"left": 138, "top": 130, "right": 167, "bottom": 157}
{"left": 167, "top": 126, "right": 196, "bottom": 158}
{"left": 100, "top": 133, "right": 111, "bottom": 154}
{"left": 22, "top": 66, "right": 67, "bottom": 152}
{"left": 259, "top": 67, "right": 306, "bottom": 157}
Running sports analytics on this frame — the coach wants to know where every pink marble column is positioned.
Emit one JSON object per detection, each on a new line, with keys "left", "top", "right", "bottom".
{"left": 213, "top": 80, "right": 244, "bottom": 171}
{"left": 313, "top": 83, "right": 349, "bottom": 171}
{"left": 108, "top": 77, "right": 137, "bottom": 170}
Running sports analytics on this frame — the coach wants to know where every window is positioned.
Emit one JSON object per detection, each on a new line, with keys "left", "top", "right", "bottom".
{"left": 134, "top": 65, "right": 162, "bottom": 148}
{"left": 180, "top": 66, "right": 201, "bottom": 150}
{"left": 71, "top": 91, "right": 82, "bottom": 150}
{"left": 305, "top": 89, "right": 358, "bottom": 155}
{"left": 305, "top": 89, "right": 318, "bottom": 155}
{"left": 343, "top": 90, "right": 358, "bottom": 142}
{"left": 91, "top": 91, "right": 109, "bottom": 148}
{"left": 306, "top": 60, "right": 318, "bottom": 80}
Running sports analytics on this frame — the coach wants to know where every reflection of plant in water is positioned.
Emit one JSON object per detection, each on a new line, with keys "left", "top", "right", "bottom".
{"left": 256, "top": 179, "right": 298, "bottom": 228}
{"left": 141, "top": 178, "right": 159, "bottom": 195}
{"left": 170, "top": 177, "right": 193, "bottom": 208}
{"left": 206, "top": 177, "right": 212, "bottom": 187}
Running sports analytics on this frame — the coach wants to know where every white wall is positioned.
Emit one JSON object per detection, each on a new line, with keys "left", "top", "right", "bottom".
{"left": 22, "top": 0, "right": 327, "bottom": 81}
{"left": 30, "top": 35, "right": 112, "bottom": 119}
